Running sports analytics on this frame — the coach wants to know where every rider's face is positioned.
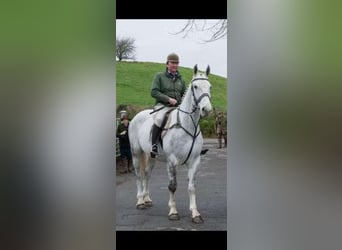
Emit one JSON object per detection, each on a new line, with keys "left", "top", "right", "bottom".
{"left": 167, "top": 61, "right": 179, "bottom": 74}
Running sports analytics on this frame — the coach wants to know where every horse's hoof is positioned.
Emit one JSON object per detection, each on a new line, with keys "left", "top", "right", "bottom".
{"left": 136, "top": 203, "right": 146, "bottom": 210}
{"left": 192, "top": 215, "right": 204, "bottom": 224}
{"left": 144, "top": 201, "right": 153, "bottom": 207}
{"left": 168, "top": 213, "right": 180, "bottom": 220}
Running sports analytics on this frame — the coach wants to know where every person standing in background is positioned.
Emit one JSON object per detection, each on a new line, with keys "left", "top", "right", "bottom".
{"left": 116, "top": 115, "right": 132, "bottom": 173}
{"left": 215, "top": 111, "right": 227, "bottom": 148}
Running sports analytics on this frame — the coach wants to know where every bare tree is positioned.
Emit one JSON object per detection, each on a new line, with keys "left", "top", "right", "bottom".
{"left": 172, "top": 20, "right": 227, "bottom": 43}
{"left": 116, "top": 36, "right": 136, "bottom": 61}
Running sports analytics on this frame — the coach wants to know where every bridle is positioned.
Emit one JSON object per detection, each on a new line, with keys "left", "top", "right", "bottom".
{"left": 190, "top": 77, "right": 211, "bottom": 107}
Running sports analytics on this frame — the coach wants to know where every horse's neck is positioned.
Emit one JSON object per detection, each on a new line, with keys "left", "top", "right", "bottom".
{"left": 178, "top": 89, "right": 200, "bottom": 132}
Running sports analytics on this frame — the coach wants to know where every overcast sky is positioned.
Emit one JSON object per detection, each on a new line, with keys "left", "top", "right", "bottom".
{"left": 116, "top": 19, "right": 227, "bottom": 78}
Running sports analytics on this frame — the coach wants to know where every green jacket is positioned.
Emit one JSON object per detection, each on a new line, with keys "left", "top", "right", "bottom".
{"left": 151, "top": 69, "right": 186, "bottom": 105}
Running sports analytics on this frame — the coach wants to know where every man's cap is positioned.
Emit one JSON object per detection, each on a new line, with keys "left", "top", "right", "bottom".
{"left": 167, "top": 53, "right": 179, "bottom": 63}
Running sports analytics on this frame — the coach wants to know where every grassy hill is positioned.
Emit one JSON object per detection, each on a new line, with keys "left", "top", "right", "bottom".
{"left": 116, "top": 61, "right": 228, "bottom": 137}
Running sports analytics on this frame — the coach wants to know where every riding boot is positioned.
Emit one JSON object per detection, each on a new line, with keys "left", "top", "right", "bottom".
{"left": 151, "top": 124, "right": 161, "bottom": 158}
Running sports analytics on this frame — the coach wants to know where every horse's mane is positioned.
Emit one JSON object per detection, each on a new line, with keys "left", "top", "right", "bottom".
{"left": 180, "top": 82, "right": 191, "bottom": 104}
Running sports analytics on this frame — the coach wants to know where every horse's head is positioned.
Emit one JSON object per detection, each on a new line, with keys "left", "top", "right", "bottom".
{"left": 191, "top": 64, "right": 213, "bottom": 117}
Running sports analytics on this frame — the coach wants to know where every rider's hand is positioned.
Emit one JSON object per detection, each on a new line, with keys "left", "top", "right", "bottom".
{"left": 120, "top": 131, "right": 127, "bottom": 135}
{"left": 168, "top": 98, "right": 177, "bottom": 106}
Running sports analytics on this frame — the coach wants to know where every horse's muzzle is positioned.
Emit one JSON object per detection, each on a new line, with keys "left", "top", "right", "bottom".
{"left": 201, "top": 106, "right": 212, "bottom": 117}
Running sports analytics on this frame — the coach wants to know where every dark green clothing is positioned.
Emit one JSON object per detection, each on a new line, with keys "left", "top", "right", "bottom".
{"left": 116, "top": 123, "right": 130, "bottom": 149}
{"left": 151, "top": 69, "right": 186, "bottom": 105}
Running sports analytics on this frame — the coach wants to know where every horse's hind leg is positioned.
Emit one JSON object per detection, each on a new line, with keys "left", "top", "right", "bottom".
{"left": 142, "top": 153, "right": 155, "bottom": 207}
{"left": 188, "top": 157, "right": 204, "bottom": 223}
{"left": 132, "top": 152, "right": 145, "bottom": 209}
{"left": 134, "top": 152, "right": 154, "bottom": 209}
{"left": 167, "top": 161, "right": 180, "bottom": 220}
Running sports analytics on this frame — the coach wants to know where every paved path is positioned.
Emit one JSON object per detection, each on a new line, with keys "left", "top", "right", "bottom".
{"left": 116, "top": 138, "right": 227, "bottom": 231}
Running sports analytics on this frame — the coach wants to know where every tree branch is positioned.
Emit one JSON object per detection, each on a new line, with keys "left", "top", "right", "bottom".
{"left": 171, "top": 19, "right": 227, "bottom": 43}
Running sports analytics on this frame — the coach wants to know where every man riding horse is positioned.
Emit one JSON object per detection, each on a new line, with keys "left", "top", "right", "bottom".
{"left": 150, "top": 53, "right": 186, "bottom": 158}
{"left": 129, "top": 63, "right": 212, "bottom": 223}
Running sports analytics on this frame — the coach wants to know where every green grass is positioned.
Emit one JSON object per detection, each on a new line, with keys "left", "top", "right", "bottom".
{"left": 116, "top": 61, "right": 227, "bottom": 109}
{"left": 116, "top": 61, "right": 228, "bottom": 138}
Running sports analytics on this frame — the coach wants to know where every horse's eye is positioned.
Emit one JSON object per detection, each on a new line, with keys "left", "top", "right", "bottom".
{"left": 194, "top": 85, "right": 198, "bottom": 89}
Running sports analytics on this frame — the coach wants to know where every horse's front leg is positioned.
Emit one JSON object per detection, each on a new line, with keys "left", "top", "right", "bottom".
{"left": 188, "top": 156, "right": 204, "bottom": 223}
{"left": 167, "top": 160, "right": 180, "bottom": 220}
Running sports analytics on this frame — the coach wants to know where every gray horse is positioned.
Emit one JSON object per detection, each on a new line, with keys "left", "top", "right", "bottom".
{"left": 128, "top": 65, "right": 212, "bottom": 223}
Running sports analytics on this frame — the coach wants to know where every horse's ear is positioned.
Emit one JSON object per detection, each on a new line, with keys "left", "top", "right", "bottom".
{"left": 194, "top": 64, "right": 198, "bottom": 75}
{"left": 206, "top": 65, "right": 210, "bottom": 76}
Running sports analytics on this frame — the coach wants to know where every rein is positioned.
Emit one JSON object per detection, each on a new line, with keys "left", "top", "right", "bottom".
{"left": 168, "top": 77, "right": 211, "bottom": 165}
